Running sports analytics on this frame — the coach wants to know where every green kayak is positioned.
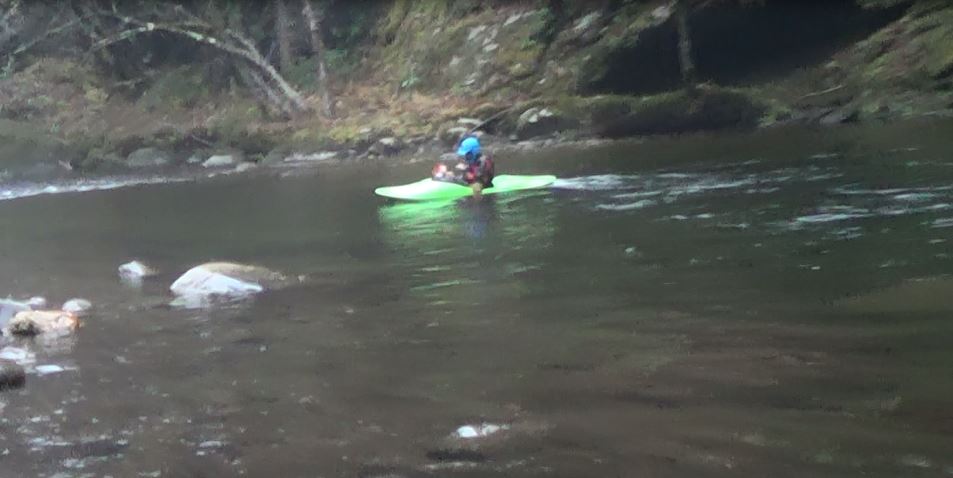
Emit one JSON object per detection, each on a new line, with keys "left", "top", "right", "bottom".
{"left": 375, "top": 174, "right": 557, "bottom": 202}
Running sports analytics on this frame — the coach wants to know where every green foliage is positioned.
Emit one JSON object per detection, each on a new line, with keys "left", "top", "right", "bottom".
{"left": 283, "top": 58, "right": 320, "bottom": 91}
{"left": 138, "top": 66, "right": 211, "bottom": 111}
{"left": 207, "top": 100, "right": 272, "bottom": 153}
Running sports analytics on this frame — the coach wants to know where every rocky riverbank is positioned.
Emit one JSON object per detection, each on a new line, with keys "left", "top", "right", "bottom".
{"left": 0, "top": 1, "right": 951, "bottom": 182}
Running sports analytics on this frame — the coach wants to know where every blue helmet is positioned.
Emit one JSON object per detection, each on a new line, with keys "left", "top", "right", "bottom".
{"left": 456, "top": 136, "right": 481, "bottom": 157}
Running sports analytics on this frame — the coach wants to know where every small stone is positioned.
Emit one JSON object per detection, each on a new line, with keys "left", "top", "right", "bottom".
{"left": 284, "top": 151, "right": 338, "bottom": 162}
{"left": 573, "top": 12, "right": 601, "bottom": 32}
{"left": 504, "top": 13, "right": 524, "bottom": 26}
{"left": 467, "top": 25, "right": 487, "bottom": 42}
{"left": 26, "top": 297, "right": 47, "bottom": 308}
{"left": 62, "top": 299, "right": 92, "bottom": 315}
{"left": 651, "top": 5, "right": 673, "bottom": 21}
{"left": 454, "top": 423, "right": 507, "bottom": 439}
{"left": 203, "top": 155, "right": 235, "bottom": 168}
{"left": 35, "top": 364, "right": 66, "bottom": 376}
{"left": 457, "top": 118, "right": 482, "bottom": 127}
{"left": 234, "top": 162, "right": 257, "bottom": 173}
{"left": 119, "top": 261, "right": 157, "bottom": 281}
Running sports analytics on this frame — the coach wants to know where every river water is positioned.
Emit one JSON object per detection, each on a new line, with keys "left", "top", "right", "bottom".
{"left": 1, "top": 120, "right": 952, "bottom": 477}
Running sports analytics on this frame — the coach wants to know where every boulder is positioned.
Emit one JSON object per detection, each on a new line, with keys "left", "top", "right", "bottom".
{"left": 61, "top": 298, "right": 92, "bottom": 316}
{"left": 202, "top": 154, "right": 236, "bottom": 168}
{"left": 0, "top": 360, "right": 25, "bottom": 391}
{"left": 439, "top": 126, "right": 471, "bottom": 146}
{"left": 367, "top": 137, "right": 404, "bottom": 157}
{"left": 118, "top": 260, "right": 157, "bottom": 281}
{"left": 126, "top": 148, "right": 172, "bottom": 168}
{"left": 4, "top": 310, "right": 79, "bottom": 337}
{"left": 516, "top": 107, "right": 578, "bottom": 140}
{"left": 169, "top": 262, "right": 287, "bottom": 305}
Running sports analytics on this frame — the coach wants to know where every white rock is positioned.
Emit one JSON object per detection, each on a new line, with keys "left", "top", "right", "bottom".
{"left": 467, "top": 25, "right": 487, "bottom": 42}
{"left": 454, "top": 423, "right": 507, "bottom": 439}
{"left": 0, "top": 347, "right": 34, "bottom": 365}
{"left": 62, "top": 299, "right": 92, "bottom": 315}
{"left": 504, "top": 13, "right": 524, "bottom": 26}
{"left": 171, "top": 268, "right": 262, "bottom": 298}
{"left": 573, "top": 12, "right": 602, "bottom": 32}
{"left": 457, "top": 118, "right": 483, "bottom": 127}
{"left": 35, "top": 364, "right": 66, "bottom": 376}
{"left": 651, "top": 5, "right": 673, "bottom": 21}
{"left": 169, "top": 262, "right": 284, "bottom": 307}
{"left": 234, "top": 162, "right": 256, "bottom": 173}
{"left": 27, "top": 297, "right": 47, "bottom": 308}
{"left": 284, "top": 151, "right": 338, "bottom": 162}
{"left": 202, "top": 155, "right": 235, "bottom": 168}
{"left": 119, "top": 261, "right": 157, "bottom": 280}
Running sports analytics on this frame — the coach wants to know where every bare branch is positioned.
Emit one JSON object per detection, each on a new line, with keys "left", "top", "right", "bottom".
{"left": 92, "top": 6, "right": 310, "bottom": 116}
{"left": 302, "top": 0, "right": 333, "bottom": 117}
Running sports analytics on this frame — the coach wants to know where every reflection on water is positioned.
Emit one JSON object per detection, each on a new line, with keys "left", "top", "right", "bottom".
{"left": 1, "top": 120, "right": 953, "bottom": 476}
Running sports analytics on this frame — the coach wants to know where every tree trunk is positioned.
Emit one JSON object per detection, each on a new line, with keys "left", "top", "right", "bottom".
{"left": 302, "top": 0, "right": 333, "bottom": 118}
{"left": 239, "top": 65, "right": 294, "bottom": 118}
{"left": 275, "top": 0, "right": 293, "bottom": 73}
{"left": 675, "top": 0, "right": 696, "bottom": 86}
{"left": 95, "top": 11, "right": 309, "bottom": 115}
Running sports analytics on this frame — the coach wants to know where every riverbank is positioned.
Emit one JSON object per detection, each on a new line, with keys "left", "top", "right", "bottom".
{"left": 1, "top": 1, "right": 951, "bottom": 182}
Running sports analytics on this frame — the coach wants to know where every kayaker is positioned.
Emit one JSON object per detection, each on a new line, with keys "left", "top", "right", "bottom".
{"left": 432, "top": 136, "right": 495, "bottom": 193}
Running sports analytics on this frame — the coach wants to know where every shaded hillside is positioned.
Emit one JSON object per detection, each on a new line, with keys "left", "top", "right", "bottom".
{"left": 0, "top": 0, "right": 950, "bottom": 174}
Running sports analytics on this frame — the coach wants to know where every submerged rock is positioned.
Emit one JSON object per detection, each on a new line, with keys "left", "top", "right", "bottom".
{"left": 26, "top": 296, "right": 47, "bottom": 308}
{"left": 4, "top": 310, "right": 79, "bottom": 337}
{"left": 119, "top": 260, "right": 157, "bottom": 282}
{"left": 61, "top": 298, "right": 92, "bottom": 315}
{"left": 169, "top": 262, "right": 287, "bottom": 306}
{"left": 0, "top": 359, "right": 26, "bottom": 391}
